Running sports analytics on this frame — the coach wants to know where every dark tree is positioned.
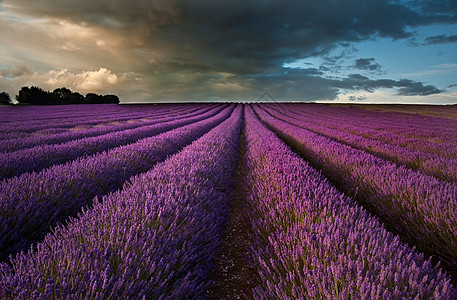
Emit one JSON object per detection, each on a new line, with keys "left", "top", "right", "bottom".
{"left": 83, "top": 93, "right": 102, "bottom": 104}
{"left": 52, "top": 87, "right": 84, "bottom": 104}
{"left": 53, "top": 87, "right": 72, "bottom": 102}
{"left": 15, "top": 86, "right": 120, "bottom": 105}
{"left": 83, "top": 93, "right": 119, "bottom": 104}
{"left": 68, "top": 92, "right": 84, "bottom": 104}
{"left": 16, "top": 86, "right": 53, "bottom": 105}
{"left": 0, "top": 92, "right": 12, "bottom": 105}
{"left": 102, "top": 94, "right": 120, "bottom": 104}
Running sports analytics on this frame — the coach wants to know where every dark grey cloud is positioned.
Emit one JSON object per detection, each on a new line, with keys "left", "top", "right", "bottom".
{"left": 354, "top": 58, "right": 382, "bottom": 71}
{"left": 396, "top": 80, "right": 442, "bottom": 95}
{"left": 244, "top": 70, "right": 340, "bottom": 101}
{"left": 424, "top": 34, "right": 457, "bottom": 45}
{"left": 406, "top": 0, "right": 457, "bottom": 21}
{"left": 334, "top": 74, "right": 442, "bottom": 96}
{"left": 238, "top": 70, "right": 442, "bottom": 101}
{"left": 2, "top": 0, "right": 456, "bottom": 101}
{"left": 286, "top": 68, "right": 324, "bottom": 76}
{"left": 348, "top": 95, "right": 367, "bottom": 101}
{"left": 5, "top": 0, "right": 453, "bottom": 74}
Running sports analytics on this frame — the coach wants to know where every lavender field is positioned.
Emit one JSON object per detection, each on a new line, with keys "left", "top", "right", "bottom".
{"left": 0, "top": 103, "right": 456, "bottom": 299}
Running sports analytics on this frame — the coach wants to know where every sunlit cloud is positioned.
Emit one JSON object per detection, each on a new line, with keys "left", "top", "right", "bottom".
{"left": 44, "top": 68, "right": 128, "bottom": 92}
{"left": 0, "top": 66, "right": 129, "bottom": 98}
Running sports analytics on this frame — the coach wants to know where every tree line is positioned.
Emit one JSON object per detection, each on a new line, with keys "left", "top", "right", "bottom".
{"left": 0, "top": 86, "right": 119, "bottom": 105}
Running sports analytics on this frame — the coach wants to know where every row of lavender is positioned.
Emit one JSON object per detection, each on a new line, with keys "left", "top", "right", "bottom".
{"left": 0, "top": 105, "right": 234, "bottom": 261}
{"left": 0, "top": 103, "right": 455, "bottom": 298}
{"left": 0, "top": 104, "right": 213, "bottom": 153}
{"left": 0, "top": 103, "right": 164, "bottom": 125}
{"left": 312, "top": 104, "right": 457, "bottom": 149}
{"left": 261, "top": 104, "right": 457, "bottom": 182}
{"left": 0, "top": 105, "right": 225, "bottom": 180}
{"left": 0, "top": 104, "right": 131, "bottom": 122}
{"left": 243, "top": 105, "right": 454, "bottom": 298}
{"left": 253, "top": 105, "right": 457, "bottom": 277}
{"left": 295, "top": 105, "right": 457, "bottom": 158}
{"left": 0, "top": 104, "right": 200, "bottom": 141}
{"left": 0, "top": 105, "right": 243, "bottom": 298}
{"left": 0, "top": 104, "right": 151, "bottom": 136}
{"left": 284, "top": 103, "right": 457, "bottom": 155}
{"left": 295, "top": 103, "right": 457, "bottom": 140}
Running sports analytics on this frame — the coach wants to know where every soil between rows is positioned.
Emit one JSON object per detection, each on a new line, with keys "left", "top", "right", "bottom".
{"left": 206, "top": 127, "right": 257, "bottom": 299}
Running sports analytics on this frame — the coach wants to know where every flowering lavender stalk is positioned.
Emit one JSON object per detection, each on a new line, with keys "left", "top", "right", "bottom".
{"left": 0, "top": 105, "right": 234, "bottom": 261}
{"left": 0, "top": 103, "right": 204, "bottom": 142}
{"left": 293, "top": 103, "right": 457, "bottom": 140}
{"left": 261, "top": 104, "right": 457, "bottom": 182}
{"left": 0, "top": 105, "right": 228, "bottom": 180}
{"left": 275, "top": 103, "right": 457, "bottom": 157}
{"left": 0, "top": 105, "right": 242, "bottom": 299}
{"left": 0, "top": 103, "right": 122, "bottom": 122}
{"left": 0, "top": 104, "right": 212, "bottom": 153}
{"left": 0, "top": 104, "right": 156, "bottom": 138}
{"left": 253, "top": 104, "right": 457, "bottom": 276}
{"left": 243, "top": 105, "right": 455, "bottom": 299}
{"left": 0, "top": 103, "right": 187, "bottom": 129}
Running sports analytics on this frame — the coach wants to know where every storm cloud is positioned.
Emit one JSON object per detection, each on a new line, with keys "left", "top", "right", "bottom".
{"left": 354, "top": 58, "right": 382, "bottom": 72}
{"left": 424, "top": 34, "right": 457, "bottom": 45}
{"left": 1, "top": 0, "right": 456, "bottom": 102}
{"left": 333, "top": 74, "right": 442, "bottom": 96}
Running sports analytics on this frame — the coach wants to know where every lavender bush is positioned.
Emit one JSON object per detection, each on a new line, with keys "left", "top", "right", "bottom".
{"left": 243, "top": 105, "right": 455, "bottom": 299}
{"left": 0, "top": 105, "right": 242, "bottom": 299}
{"left": 0, "top": 105, "right": 227, "bottom": 179}
{"left": 253, "top": 104, "right": 457, "bottom": 275}
{"left": 0, "top": 105, "right": 234, "bottom": 261}
{"left": 261, "top": 104, "right": 457, "bottom": 182}
{"left": 0, "top": 104, "right": 210, "bottom": 152}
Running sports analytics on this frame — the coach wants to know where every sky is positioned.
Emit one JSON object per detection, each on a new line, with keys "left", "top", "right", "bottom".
{"left": 0, "top": 0, "right": 457, "bottom": 104}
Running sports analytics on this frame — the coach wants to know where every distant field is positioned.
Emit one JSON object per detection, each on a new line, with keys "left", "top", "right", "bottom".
{"left": 329, "top": 103, "right": 457, "bottom": 119}
{"left": 0, "top": 103, "right": 456, "bottom": 298}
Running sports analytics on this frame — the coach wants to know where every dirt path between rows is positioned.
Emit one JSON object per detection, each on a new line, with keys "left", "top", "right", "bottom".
{"left": 206, "top": 130, "right": 256, "bottom": 299}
